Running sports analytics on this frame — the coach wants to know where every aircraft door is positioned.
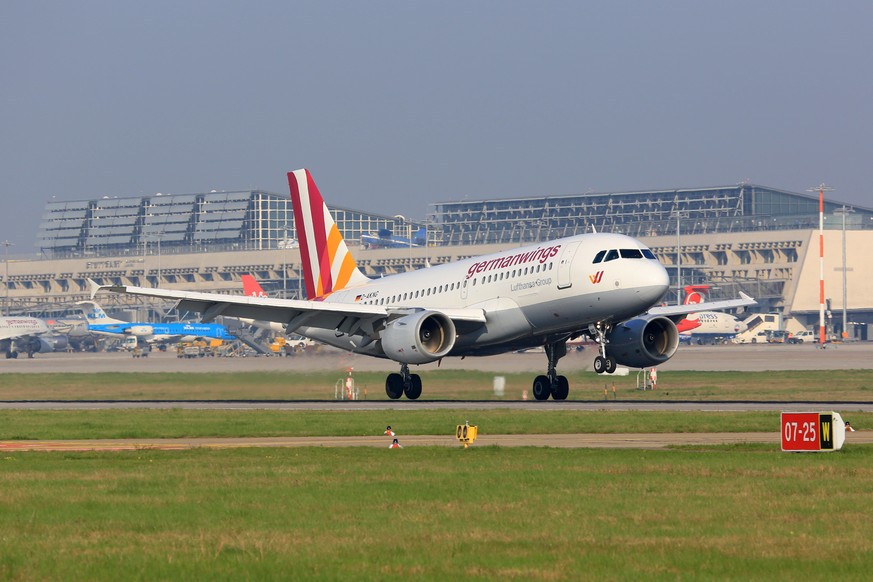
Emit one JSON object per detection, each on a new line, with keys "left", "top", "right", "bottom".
{"left": 557, "top": 241, "right": 581, "bottom": 289}
{"left": 460, "top": 278, "right": 468, "bottom": 301}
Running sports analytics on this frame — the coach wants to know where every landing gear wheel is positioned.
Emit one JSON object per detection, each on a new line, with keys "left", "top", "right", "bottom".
{"left": 385, "top": 373, "right": 404, "bottom": 399}
{"left": 604, "top": 356, "right": 617, "bottom": 374}
{"left": 552, "top": 375, "right": 569, "bottom": 400}
{"left": 404, "top": 374, "right": 422, "bottom": 400}
{"left": 593, "top": 355, "right": 605, "bottom": 374}
{"left": 532, "top": 375, "right": 552, "bottom": 401}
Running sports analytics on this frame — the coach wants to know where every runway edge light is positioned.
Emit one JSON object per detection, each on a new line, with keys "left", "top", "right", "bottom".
{"left": 456, "top": 420, "right": 478, "bottom": 448}
{"left": 781, "top": 411, "right": 846, "bottom": 452}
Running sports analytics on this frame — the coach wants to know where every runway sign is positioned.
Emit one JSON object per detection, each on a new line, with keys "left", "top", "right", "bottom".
{"left": 781, "top": 411, "right": 846, "bottom": 452}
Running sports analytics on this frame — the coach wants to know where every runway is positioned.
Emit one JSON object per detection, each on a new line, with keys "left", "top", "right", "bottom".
{"left": 4, "top": 399, "right": 873, "bottom": 411}
{"left": 3, "top": 341, "right": 873, "bottom": 374}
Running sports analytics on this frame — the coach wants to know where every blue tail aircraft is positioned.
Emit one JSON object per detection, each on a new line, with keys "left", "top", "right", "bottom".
{"left": 76, "top": 301, "right": 236, "bottom": 344}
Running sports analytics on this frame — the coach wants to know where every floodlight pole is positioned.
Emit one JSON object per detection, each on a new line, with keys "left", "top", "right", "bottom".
{"left": 671, "top": 211, "right": 688, "bottom": 305}
{"left": 808, "top": 184, "right": 833, "bottom": 345}
{"left": 834, "top": 205, "right": 854, "bottom": 339}
{"left": 2, "top": 240, "right": 13, "bottom": 316}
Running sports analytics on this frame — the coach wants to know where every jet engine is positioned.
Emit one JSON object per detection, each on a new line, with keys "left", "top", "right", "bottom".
{"left": 381, "top": 310, "right": 456, "bottom": 364}
{"left": 39, "top": 335, "right": 69, "bottom": 353}
{"left": 128, "top": 325, "right": 154, "bottom": 337}
{"left": 16, "top": 336, "right": 65, "bottom": 355}
{"left": 606, "top": 315, "right": 679, "bottom": 368}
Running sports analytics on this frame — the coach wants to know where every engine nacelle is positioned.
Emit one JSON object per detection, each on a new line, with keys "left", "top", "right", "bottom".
{"left": 40, "top": 335, "right": 69, "bottom": 353}
{"left": 606, "top": 315, "right": 679, "bottom": 368}
{"left": 128, "top": 325, "right": 154, "bottom": 337}
{"left": 381, "top": 310, "right": 456, "bottom": 364}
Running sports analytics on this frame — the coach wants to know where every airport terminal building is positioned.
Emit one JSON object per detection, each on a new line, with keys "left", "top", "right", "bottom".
{"left": 8, "top": 182, "right": 873, "bottom": 339}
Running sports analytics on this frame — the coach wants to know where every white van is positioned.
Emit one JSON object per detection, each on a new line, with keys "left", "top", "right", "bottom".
{"left": 790, "top": 330, "right": 816, "bottom": 344}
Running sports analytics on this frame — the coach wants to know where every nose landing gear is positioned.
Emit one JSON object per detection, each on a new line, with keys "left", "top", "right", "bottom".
{"left": 589, "top": 322, "right": 617, "bottom": 374}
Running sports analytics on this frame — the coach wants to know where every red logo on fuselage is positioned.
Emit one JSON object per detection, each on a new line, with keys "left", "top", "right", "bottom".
{"left": 589, "top": 271, "right": 604, "bottom": 284}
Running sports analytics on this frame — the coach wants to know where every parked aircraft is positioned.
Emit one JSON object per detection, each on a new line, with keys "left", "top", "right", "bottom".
{"left": 76, "top": 301, "right": 236, "bottom": 343}
{"left": 0, "top": 316, "right": 67, "bottom": 358}
{"left": 239, "top": 274, "right": 284, "bottom": 334}
{"left": 675, "top": 285, "right": 748, "bottom": 340}
{"left": 92, "top": 169, "right": 754, "bottom": 400}
{"left": 361, "top": 227, "right": 427, "bottom": 249}
{"left": 240, "top": 274, "right": 318, "bottom": 350}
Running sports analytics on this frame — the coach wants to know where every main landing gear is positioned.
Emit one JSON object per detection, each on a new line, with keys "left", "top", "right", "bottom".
{"left": 532, "top": 340, "right": 570, "bottom": 401}
{"left": 589, "top": 322, "right": 617, "bottom": 374}
{"left": 385, "top": 363, "right": 422, "bottom": 400}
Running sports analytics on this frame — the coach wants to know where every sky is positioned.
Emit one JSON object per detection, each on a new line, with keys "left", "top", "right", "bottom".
{"left": 2, "top": 1, "right": 871, "bottom": 254}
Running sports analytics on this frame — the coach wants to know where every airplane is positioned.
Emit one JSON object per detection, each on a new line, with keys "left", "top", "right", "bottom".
{"left": 1, "top": 315, "right": 68, "bottom": 358}
{"left": 239, "top": 274, "right": 285, "bottom": 334}
{"left": 92, "top": 168, "right": 755, "bottom": 400}
{"left": 361, "top": 227, "right": 427, "bottom": 249}
{"left": 76, "top": 301, "right": 237, "bottom": 344}
{"left": 676, "top": 285, "right": 748, "bottom": 340}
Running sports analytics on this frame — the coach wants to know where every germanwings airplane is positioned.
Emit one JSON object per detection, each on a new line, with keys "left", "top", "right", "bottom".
{"left": 676, "top": 285, "right": 748, "bottom": 338}
{"left": 77, "top": 301, "right": 236, "bottom": 343}
{"left": 92, "top": 169, "right": 754, "bottom": 400}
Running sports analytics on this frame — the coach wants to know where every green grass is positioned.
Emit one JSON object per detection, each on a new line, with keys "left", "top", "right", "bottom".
{"left": 1, "top": 369, "right": 872, "bottom": 400}
{"left": 3, "top": 409, "right": 872, "bottom": 441}
{"left": 2, "top": 446, "right": 872, "bottom": 580}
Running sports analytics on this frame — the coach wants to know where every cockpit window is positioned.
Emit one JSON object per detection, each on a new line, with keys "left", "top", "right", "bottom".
{"left": 604, "top": 249, "right": 620, "bottom": 262}
{"left": 619, "top": 249, "right": 643, "bottom": 259}
{"left": 642, "top": 249, "right": 656, "bottom": 259}
{"left": 592, "top": 250, "right": 606, "bottom": 264}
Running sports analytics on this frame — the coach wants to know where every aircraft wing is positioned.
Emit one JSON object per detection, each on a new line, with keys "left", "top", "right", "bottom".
{"left": 648, "top": 292, "right": 757, "bottom": 320}
{"left": 89, "top": 280, "right": 486, "bottom": 337}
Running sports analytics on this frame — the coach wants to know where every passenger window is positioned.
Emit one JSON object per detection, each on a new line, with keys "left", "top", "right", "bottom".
{"left": 620, "top": 249, "right": 643, "bottom": 259}
{"left": 604, "top": 249, "right": 619, "bottom": 262}
{"left": 593, "top": 250, "right": 606, "bottom": 263}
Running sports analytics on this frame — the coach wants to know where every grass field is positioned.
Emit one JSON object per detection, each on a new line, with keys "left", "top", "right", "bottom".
{"left": 2, "top": 369, "right": 871, "bottom": 580}
{"left": 2, "top": 369, "right": 873, "bottom": 400}
{"left": 2, "top": 445, "right": 872, "bottom": 580}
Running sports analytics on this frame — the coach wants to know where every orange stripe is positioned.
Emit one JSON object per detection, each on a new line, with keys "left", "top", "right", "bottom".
{"left": 327, "top": 225, "right": 342, "bottom": 266}
{"left": 335, "top": 254, "right": 360, "bottom": 290}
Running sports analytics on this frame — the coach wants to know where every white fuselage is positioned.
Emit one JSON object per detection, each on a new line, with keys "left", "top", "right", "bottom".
{"left": 0, "top": 316, "right": 51, "bottom": 341}
{"left": 680, "top": 311, "right": 747, "bottom": 336}
{"left": 298, "top": 232, "right": 670, "bottom": 357}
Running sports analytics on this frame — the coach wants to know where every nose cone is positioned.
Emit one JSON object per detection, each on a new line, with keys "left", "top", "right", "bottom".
{"left": 636, "top": 260, "right": 670, "bottom": 307}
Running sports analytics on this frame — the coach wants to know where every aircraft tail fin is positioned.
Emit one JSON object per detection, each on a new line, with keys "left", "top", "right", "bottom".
{"left": 682, "top": 285, "right": 711, "bottom": 305}
{"left": 288, "top": 169, "right": 369, "bottom": 299}
{"left": 75, "top": 300, "right": 128, "bottom": 325}
{"left": 241, "top": 274, "right": 268, "bottom": 298}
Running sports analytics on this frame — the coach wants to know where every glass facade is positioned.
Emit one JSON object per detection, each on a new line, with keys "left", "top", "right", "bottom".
{"left": 36, "top": 183, "right": 871, "bottom": 259}
{"left": 430, "top": 184, "right": 873, "bottom": 246}
{"left": 37, "top": 190, "right": 421, "bottom": 259}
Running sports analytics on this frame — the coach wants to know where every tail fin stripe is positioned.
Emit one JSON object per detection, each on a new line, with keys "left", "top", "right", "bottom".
{"left": 289, "top": 172, "right": 319, "bottom": 298}
{"left": 288, "top": 168, "right": 370, "bottom": 300}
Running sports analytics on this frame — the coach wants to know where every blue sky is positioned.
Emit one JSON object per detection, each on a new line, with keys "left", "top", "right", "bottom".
{"left": 2, "top": 1, "right": 871, "bottom": 253}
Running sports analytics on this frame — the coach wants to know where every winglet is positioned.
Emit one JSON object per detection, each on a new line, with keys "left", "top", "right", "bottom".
{"left": 88, "top": 278, "right": 105, "bottom": 300}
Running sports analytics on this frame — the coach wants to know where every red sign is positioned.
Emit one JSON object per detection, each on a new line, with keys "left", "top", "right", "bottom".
{"left": 781, "top": 412, "right": 836, "bottom": 451}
